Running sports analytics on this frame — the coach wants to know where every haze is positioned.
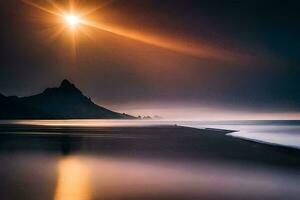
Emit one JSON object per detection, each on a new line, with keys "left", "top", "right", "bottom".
{"left": 1, "top": 0, "right": 300, "bottom": 119}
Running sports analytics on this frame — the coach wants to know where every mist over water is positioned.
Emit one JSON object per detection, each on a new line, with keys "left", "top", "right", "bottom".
{"left": 3, "top": 119, "right": 300, "bottom": 149}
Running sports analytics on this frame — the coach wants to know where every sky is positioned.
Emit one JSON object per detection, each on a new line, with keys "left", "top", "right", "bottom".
{"left": 0, "top": 0, "right": 300, "bottom": 119}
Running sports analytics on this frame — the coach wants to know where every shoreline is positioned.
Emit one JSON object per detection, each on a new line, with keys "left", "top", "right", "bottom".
{"left": 0, "top": 124, "right": 300, "bottom": 169}
{"left": 227, "top": 133, "right": 300, "bottom": 151}
{"left": 184, "top": 125, "right": 300, "bottom": 151}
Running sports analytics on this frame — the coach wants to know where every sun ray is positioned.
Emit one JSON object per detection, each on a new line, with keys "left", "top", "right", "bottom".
{"left": 22, "top": 0, "right": 252, "bottom": 63}
{"left": 69, "top": 0, "right": 76, "bottom": 13}
{"left": 48, "top": 0, "right": 65, "bottom": 14}
{"left": 22, "top": 0, "right": 62, "bottom": 17}
{"left": 79, "top": 19, "right": 240, "bottom": 62}
{"left": 78, "top": 0, "right": 117, "bottom": 17}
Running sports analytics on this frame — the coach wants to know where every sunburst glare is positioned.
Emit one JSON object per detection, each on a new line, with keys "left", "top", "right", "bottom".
{"left": 64, "top": 14, "right": 81, "bottom": 28}
{"left": 22, "top": 0, "right": 251, "bottom": 63}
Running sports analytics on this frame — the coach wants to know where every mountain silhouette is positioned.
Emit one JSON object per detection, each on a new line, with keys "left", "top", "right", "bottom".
{"left": 0, "top": 80, "right": 135, "bottom": 119}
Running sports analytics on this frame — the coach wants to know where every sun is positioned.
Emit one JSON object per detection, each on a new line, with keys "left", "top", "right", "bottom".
{"left": 64, "top": 14, "right": 81, "bottom": 28}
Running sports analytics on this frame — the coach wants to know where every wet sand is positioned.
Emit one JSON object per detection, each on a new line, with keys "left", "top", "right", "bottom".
{"left": 0, "top": 124, "right": 299, "bottom": 168}
{"left": 0, "top": 124, "right": 300, "bottom": 200}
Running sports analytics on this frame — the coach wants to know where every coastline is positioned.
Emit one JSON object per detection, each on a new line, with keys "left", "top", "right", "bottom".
{"left": 0, "top": 123, "right": 300, "bottom": 169}
{"left": 227, "top": 132, "right": 300, "bottom": 151}
{"left": 1, "top": 123, "right": 300, "bottom": 199}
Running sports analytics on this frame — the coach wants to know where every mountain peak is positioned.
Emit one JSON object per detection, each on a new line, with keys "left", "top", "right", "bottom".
{"left": 59, "top": 79, "right": 80, "bottom": 91}
{"left": 60, "top": 79, "right": 74, "bottom": 88}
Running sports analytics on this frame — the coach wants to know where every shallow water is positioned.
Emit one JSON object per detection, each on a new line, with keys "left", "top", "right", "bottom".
{"left": 180, "top": 120, "right": 300, "bottom": 149}
{"left": 2, "top": 119, "right": 300, "bottom": 149}
{"left": 0, "top": 120, "right": 300, "bottom": 199}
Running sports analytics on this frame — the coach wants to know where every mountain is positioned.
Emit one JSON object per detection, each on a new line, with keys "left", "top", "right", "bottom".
{"left": 0, "top": 80, "right": 135, "bottom": 119}
{"left": 0, "top": 93, "right": 45, "bottom": 119}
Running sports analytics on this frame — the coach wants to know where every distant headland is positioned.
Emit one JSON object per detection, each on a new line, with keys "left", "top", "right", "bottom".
{"left": 0, "top": 79, "right": 135, "bottom": 119}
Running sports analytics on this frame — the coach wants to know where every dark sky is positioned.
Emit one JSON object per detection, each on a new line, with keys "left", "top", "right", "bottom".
{"left": 0, "top": 0, "right": 300, "bottom": 118}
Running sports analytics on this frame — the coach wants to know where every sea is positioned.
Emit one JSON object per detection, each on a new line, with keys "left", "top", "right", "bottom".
{"left": 2, "top": 119, "right": 300, "bottom": 149}
{"left": 0, "top": 119, "right": 300, "bottom": 200}
{"left": 180, "top": 120, "right": 300, "bottom": 149}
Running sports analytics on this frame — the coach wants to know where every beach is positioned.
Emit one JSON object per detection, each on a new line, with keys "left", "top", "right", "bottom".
{"left": 0, "top": 122, "right": 300, "bottom": 200}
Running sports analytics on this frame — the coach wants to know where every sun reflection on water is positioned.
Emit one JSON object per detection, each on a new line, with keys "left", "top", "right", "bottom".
{"left": 54, "top": 156, "right": 91, "bottom": 200}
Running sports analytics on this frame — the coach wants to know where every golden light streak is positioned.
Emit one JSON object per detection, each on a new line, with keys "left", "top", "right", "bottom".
{"left": 22, "top": 0, "right": 252, "bottom": 63}
{"left": 22, "top": 0, "right": 63, "bottom": 17}
{"left": 54, "top": 157, "right": 91, "bottom": 200}
{"left": 81, "top": 19, "right": 246, "bottom": 62}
